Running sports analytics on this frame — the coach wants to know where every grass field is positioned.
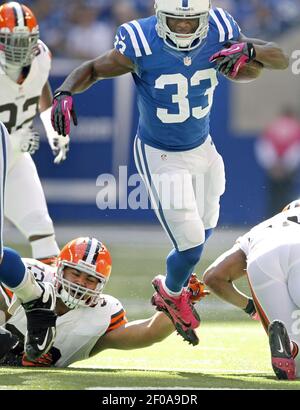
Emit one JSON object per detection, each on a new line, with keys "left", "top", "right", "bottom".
{"left": 1, "top": 230, "right": 300, "bottom": 390}
{"left": 1, "top": 322, "right": 300, "bottom": 390}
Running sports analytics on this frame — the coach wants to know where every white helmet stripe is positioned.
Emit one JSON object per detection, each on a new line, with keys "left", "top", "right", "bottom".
{"left": 10, "top": 2, "right": 25, "bottom": 27}
{"left": 131, "top": 20, "right": 152, "bottom": 56}
{"left": 85, "top": 238, "right": 100, "bottom": 265}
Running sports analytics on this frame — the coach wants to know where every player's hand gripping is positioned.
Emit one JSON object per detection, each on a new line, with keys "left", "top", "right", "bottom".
{"left": 51, "top": 91, "right": 78, "bottom": 136}
{"left": 48, "top": 133, "right": 70, "bottom": 164}
{"left": 10, "top": 127, "right": 40, "bottom": 155}
{"left": 187, "top": 273, "right": 210, "bottom": 304}
{"left": 209, "top": 42, "right": 256, "bottom": 78}
{"left": 244, "top": 298, "right": 260, "bottom": 321}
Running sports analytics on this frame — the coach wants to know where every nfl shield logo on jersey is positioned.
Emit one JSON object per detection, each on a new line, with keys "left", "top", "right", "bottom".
{"left": 184, "top": 56, "right": 192, "bottom": 66}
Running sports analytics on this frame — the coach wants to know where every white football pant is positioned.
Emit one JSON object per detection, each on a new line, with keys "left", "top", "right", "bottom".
{"left": 134, "top": 135, "right": 225, "bottom": 251}
{"left": 247, "top": 243, "right": 300, "bottom": 378}
{"left": 0, "top": 123, "right": 11, "bottom": 258}
{"left": 5, "top": 150, "right": 59, "bottom": 259}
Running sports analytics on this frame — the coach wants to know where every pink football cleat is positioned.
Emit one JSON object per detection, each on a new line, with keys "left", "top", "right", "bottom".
{"left": 151, "top": 275, "right": 200, "bottom": 346}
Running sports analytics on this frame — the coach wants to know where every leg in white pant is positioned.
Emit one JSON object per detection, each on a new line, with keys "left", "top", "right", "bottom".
{"left": 248, "top": 259, "right": 300, "bottom": 377}
{"left": 5, "top": 152, "right": 59, "bottom": 259}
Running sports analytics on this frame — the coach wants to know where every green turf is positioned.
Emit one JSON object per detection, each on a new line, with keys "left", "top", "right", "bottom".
{"left": 1, "top": 321, "right": 300, "bottom": 390}
{"left": 3, "top": 242, "right": 300, "bottom": 389}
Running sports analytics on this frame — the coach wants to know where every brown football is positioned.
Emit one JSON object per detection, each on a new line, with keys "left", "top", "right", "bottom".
{"left": 224, "top": 60, "right": 264, "bottom": 83}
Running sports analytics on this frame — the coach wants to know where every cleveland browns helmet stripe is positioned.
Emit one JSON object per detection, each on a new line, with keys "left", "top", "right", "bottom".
{"left": 0, "top": 2, "right": 39, "bottom": 66}
{"left": 81, "top": 237, "right": 103, "bottom": 265}
{"left": 10, "top": 2, "right": 25, "bottom": 27}
{"left": 56, "top": 237, "right": 112, "bottom": 309}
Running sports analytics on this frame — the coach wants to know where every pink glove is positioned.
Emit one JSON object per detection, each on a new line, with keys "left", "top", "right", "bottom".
{"left": 209, "top": 42, "right": 256, "bottom": 78}
{"left": 51, "top": 91, "right": 78, "bottom": 136}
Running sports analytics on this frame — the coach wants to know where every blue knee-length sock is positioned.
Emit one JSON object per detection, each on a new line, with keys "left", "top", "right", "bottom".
{"left": 165, "top": 229, "right": 214, "bottom": 292}
{"left": 0, "top": 248, "right": 26, "bottom": 288}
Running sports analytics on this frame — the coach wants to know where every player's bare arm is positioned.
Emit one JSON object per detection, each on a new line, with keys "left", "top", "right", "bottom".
{"left": 239, "top": 33, "right": 290, "bottom": 70}
{"left": 203, "top": 247, "right": 250, "bottom": 310}
{"left": 51, "top": 50, "right": 134, "bottom": 136}
{"left": 39, "top": 81, "right": 53, "bottom": 112}
{"left": 90, "top": 311, "right": 174, "bottom": 356}
{"left": 56, "top": 49, "right": 134, "bottom": 94}
{"left": 211, "top": 33, "right": 289, "bottom": 82}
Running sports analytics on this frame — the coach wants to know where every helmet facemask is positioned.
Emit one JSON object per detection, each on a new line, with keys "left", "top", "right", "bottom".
{"left": 0, "top": 26, "right": 39, "bottom": 67}
{"left": 155, "top": 0, "right": 211, "bottom": 52}
{"left": 55, "top": 261, "right": 107, "bottom": 310}
{"left": 157, "top": 11, "right": 209, "bottom": 51}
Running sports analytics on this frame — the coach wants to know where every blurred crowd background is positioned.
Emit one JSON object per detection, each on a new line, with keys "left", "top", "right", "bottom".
{"left": 24, "top": 0, "right": 300, "bottom": 59}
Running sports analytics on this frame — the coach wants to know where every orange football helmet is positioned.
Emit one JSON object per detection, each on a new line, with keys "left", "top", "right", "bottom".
{"left": 55, "top": 237, "right": 112, "bottom": 309}
{"left": 0, "top": 2, "right": 39, "bottom": 66}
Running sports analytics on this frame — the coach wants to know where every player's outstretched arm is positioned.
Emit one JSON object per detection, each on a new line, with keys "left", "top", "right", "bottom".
{"left": 90, "top": 312, "right": 174, "bottom": 356}
{"left": 57, "top": 49, "right": 135, "bottom": 95}
{"left": 202, "top": 246, "right": 252, "bottom": 311}
{"left": 51, "top": 50, "right": 134, "bottom": 136}
{"left": 238, "top": 33, "right": 290, "bottom": 70}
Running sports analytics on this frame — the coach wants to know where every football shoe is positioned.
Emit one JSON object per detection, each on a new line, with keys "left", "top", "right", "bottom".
{"left": 269, "top": 320, "right": 296, "bottom": 380}
{"left": 22, "top": 282, "right": 57, "bottom": 361}
{"left": 151, "top": 275, "right": 200, "bottom": 346}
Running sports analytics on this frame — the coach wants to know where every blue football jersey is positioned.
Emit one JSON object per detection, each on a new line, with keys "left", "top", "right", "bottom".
{"left": 114, "top": 8, "right": 241, "bottom": 151}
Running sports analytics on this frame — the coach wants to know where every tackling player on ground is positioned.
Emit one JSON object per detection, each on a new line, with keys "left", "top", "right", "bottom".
{"left": 0, "top": 237, "right": 207, "bottom": 367}
{"left": 203, "top": 199, "right": 300, "bottom": 380}
{"left": 0, "top": 2, "right": 68, "bottom": 263}
{"left": 51, "top": 0, "right": 289, "bottom": 345}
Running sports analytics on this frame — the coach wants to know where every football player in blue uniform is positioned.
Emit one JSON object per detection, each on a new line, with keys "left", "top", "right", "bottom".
{"left": 51, "top": 0, "right": 289, "bottom": 345}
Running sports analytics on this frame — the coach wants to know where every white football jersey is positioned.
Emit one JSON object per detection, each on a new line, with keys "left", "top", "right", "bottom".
{"left": 0, "top": 40, "right": 51, "bottom": 135}
{"left": 6, "top": 258, "right": 127, "bottom": 367}
{"left": 237, "top": 205, "right": 300, "bottom": 275}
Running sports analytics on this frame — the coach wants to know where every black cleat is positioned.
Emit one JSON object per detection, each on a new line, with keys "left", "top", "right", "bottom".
{"left": 268, "top": 320, "right": 296, "bottom": 380}
{"left": 0, "top": 326, "right": 19, "bottom": 360}
{"left": 22, "top": 282, "right": 57, "bottom": 361}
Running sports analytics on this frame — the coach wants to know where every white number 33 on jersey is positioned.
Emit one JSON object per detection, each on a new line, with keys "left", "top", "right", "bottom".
{"left": 114, "top": 34, "right": 127, "bottom": 55}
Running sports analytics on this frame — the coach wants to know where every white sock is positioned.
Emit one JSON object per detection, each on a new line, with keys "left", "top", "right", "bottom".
{"left": 30, "top": 235, "right": 60, "bottom": 259}
{"left": 162, "top": 277, "right": 182, "bottom": 298}
{"left": 9, "top": 269, "right": 42, "bottom": 303}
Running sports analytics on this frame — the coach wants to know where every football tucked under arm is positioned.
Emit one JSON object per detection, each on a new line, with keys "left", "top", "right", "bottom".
{"left": 224, "top": 59, "right": 264, "bottom": 83}
{"left": 210, "top": 42, "right": 264, "bottom": 83}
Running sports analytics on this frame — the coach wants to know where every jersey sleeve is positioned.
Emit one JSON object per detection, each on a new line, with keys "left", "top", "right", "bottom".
{"left": 35, "top": 40, "right": 52, "bottom": 74}
{"left": 105, "top": 296, "right": 128, "bottom": 333}
{"left": 114, "top": 20, "right": 152, "bottom": 65}
{"left": 209, "top": 8, "right": 241, "bottom": 43}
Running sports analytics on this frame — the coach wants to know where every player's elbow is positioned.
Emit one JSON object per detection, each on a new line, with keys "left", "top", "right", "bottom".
{"left": 203, "top": 267, "right": 220, "bottom": 291}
